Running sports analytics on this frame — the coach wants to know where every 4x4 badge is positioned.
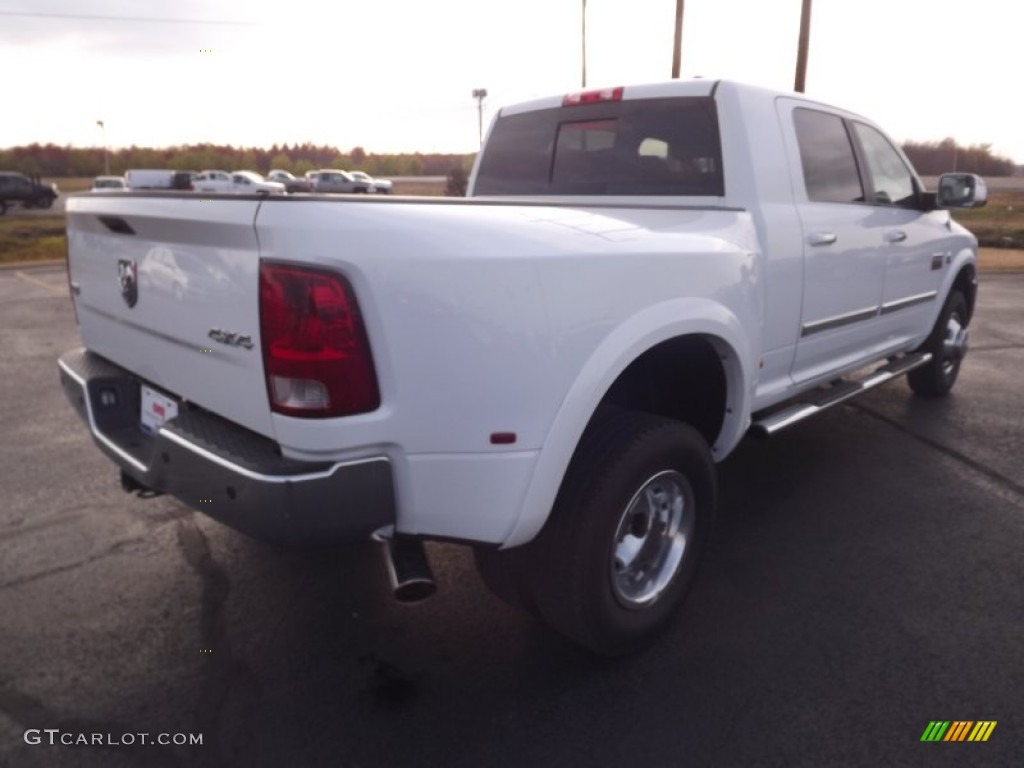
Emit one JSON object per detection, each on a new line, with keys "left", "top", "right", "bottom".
{"left": 117, "top": 259, "right": 138, "bottom": 308}
{"left": 208, "top": 328, "right": 254, "bottom": 350}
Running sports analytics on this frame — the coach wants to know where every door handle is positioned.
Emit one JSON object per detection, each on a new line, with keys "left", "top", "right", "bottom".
{"left": 885, "top": 230, "right": 908, "bottom": 243}
{"left": 808, "top": 232, "right": 837, "bottom": 246}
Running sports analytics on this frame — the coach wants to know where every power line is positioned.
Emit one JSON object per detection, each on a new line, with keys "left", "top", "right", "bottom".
{"left": 0, "top": 10, "right": 256, "bottom": 26}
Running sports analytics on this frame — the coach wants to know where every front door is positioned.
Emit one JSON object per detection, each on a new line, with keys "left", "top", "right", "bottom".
{"left": 848, "top": 121, "right": 951, "bottom": 346}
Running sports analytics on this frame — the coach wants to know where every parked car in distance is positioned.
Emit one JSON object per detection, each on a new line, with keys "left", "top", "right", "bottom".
{"left": 347, "top": 171, "right": 393, "bottom": 194}
{"left": 192, "top": 170, "right": 232, "bottom": 191}
{"left": 124, "top": 169, "right": 196, "bottom": 190}
{"left": 305, "top": 169, "right": 371, "bottom": 193}
{"left": 194, "top": 170, "right": 285, "bottom": 195}
{"left": 229, "top": 171, "right": 286, "bottom": 195}
{"left": 266, "top": 170, "right": 315, "bottom": 193}
{"left": 0, "top": 171, "right": 59, "bottom": 214}
{"left": 90, "top": 175, "right": 127, "bottom": 191}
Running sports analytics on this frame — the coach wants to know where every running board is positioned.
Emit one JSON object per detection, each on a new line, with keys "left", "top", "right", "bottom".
{"left": 749, "top": 352, "right": 932, "bottom": 437}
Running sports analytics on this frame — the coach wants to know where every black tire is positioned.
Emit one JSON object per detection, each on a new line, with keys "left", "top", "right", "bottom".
{"left": 907, "top": 289, "right": 969, "bottom": 398}
{"left": 37, "top": 195, "right": 54, "bottom": 210}
{"left": 520, "top": 408, "right": 715, "bottom": 655}
{"left": 0, "top": 200, "right": 6, "bottom": 215}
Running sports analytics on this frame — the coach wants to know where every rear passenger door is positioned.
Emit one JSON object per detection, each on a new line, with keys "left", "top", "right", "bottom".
{"left": 780, "top": 102, "right": 888, "bottom": 384}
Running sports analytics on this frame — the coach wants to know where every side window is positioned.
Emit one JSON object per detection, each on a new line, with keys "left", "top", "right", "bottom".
{"left": 793, "top": 108, "right": 864, "bottom": 204}
{"left": 852, "top": 122, "right": 917, "bottom": 207}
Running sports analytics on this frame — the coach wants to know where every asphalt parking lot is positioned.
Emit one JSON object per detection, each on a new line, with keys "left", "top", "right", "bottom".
{"left": 1, "top": 265, "right": 1021, "bottom": 768}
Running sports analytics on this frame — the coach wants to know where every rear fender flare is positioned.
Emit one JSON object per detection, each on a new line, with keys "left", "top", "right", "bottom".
{"left": 502, "top": 297, "right": 753, "bottom": 548}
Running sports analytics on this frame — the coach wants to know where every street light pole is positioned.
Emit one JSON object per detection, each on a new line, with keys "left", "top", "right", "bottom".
{"left": 96, "top": 120, "right": 109, "bottom": 175}
{"left": 471, "top": 89, "right": 487, "bottom": 148}
{"left": 794, "top": 0, "right": 813, "bottom": 93}
{"left": 581, "top": 0, "right": 587, "bottom": 87}
{"left": 671, "top": 0, "right": 685, "bottom": 78}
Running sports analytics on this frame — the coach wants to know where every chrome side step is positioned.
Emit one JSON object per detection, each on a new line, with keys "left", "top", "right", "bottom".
{"left": 749, "top": 352, "right": 932, "bottom": 437}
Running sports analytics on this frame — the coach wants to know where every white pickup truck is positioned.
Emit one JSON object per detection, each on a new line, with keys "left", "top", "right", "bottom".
{"left": 193, "top": 169, "right": 285, "bottom": 195}
{"left": 60, "top": 79, "right": 986, "bottom": 654}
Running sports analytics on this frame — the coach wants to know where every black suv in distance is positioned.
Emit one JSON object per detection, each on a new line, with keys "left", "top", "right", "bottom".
{"left": 0, "top": 172, "right": 59, "bottom": 214}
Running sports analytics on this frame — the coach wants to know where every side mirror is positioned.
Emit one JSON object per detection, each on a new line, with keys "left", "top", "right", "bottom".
{"left": 937, "top": 173, "right": 987, "bottom": 209}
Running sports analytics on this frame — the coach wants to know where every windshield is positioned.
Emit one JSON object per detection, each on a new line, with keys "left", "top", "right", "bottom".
{"left": 475, "top": 96, "right": 724, "bottom": 196}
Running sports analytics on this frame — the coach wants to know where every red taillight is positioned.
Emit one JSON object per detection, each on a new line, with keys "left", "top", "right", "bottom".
{"left": 259, "top": 263, "right": 379, "bottom": 418}
{"left": 562, "top": 86, "right": 624, "bottom": 106}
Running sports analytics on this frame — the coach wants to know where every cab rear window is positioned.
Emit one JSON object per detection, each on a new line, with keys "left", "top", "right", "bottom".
{"left": 474, "top": 96, "right": 724, "bottom": 196}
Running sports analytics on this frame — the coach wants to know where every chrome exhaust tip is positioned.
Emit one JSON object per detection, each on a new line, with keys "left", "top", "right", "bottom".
{"left": 381, "top": 535, "right": 436, "bottom": 603}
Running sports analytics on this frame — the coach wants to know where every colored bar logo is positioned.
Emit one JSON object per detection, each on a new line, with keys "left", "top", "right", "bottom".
{"left": 921, "top": 721, "right": 997, "bottom": 742}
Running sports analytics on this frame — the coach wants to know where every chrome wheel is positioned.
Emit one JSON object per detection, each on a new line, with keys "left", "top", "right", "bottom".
{"left": 518, "top": 409, "right": 714, "bottom": 654}
{"left": 908, "top": 289, "right": 969, "bottom": 398}
{"left": 941, "top": 315, "right": 968, "bottom": 377}
{"left": 611, "top": 470, "right": 694, "bottom": 608}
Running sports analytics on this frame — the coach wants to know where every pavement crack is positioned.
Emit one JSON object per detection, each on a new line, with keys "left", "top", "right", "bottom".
{"left": 0, "top": 505, "right": 88, "bottom": 543}
{"left": 176, "top": 520, "right": 230, "bottom": 652}
{"left": 175, "top": 517, "right": 260, "bottom": 767}
{"left": 0, "top": 537, "right": 146, "bottom": 590}
{"left": 851, "top": 402, "right": 1024, "bottom": 501}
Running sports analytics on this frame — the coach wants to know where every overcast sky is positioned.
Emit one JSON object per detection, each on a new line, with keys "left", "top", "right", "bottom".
{"left": 2, "top": 0, "right": 1021, "bottom": 162}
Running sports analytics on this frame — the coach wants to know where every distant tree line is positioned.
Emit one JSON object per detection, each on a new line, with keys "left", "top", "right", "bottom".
{"left": 2, "top": 137, "right": 1016, "bottom": 180}
{"left": 0, "top": 142, "right": 476, "bottom": 179}
{"left": 901, "top": 138, "right": 1017, "bottom": 177}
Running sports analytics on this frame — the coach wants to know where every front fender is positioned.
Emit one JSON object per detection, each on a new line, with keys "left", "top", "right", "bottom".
{"left": 947, "top": 247, "right": 978, "bottom": 321}
{"left": 912, "top": 245, "right": 978, "bottom": 351}
{"left": 502, "top": 297, "right": 754, "bottom": 547}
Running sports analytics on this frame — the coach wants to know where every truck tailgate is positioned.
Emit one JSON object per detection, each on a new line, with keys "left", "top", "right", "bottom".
{"left": 65, "top": 194, "right": 274, "bottom": 438}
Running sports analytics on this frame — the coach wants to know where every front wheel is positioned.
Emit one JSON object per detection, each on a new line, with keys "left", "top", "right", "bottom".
{"left": 908, "top": 289, "right": 969, "bottom": 398}
{"left": 527, "top": 409, "right": 715, "bottom": 654}
{"left": 36, "top": 196, "right": 54, "bottom": 210}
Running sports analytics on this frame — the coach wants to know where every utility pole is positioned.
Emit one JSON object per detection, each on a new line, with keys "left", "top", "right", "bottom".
{"left": 671, "top": 0, "right": 684, "bottom": 78}
{"left": 581, "top": 0, "right": 587, "bottom": 87}
{"left": 471, "top": 89, "right": 488, "bottom": 147}
{"left": 794, "top": 0, "right": 812, "bottom": 93}
{"left": 96, "top": 120, "right": 109, "bottom": 175}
